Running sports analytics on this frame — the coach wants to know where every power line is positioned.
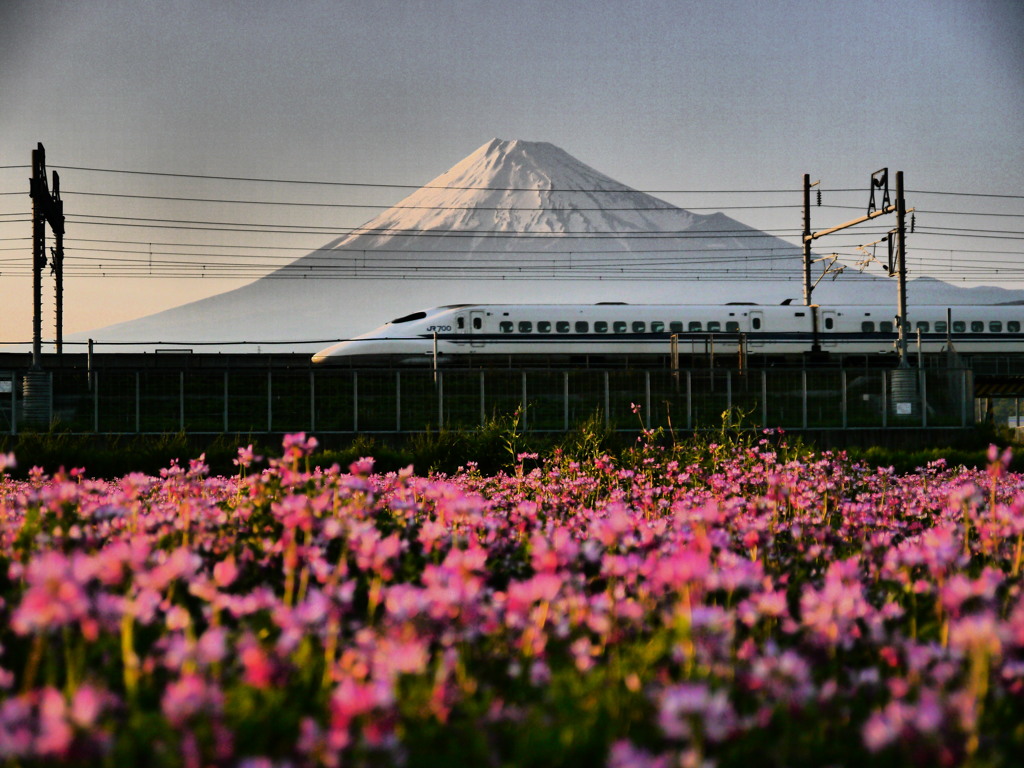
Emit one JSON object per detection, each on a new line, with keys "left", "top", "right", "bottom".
{"left": 57, "top": 189, "right": 803, "bottom": 213}
{"left": 5, "top": 160, "right": 1024, "bottom": 199}
{"left": 43, "top": 163, "right": 802, "bottom": 194}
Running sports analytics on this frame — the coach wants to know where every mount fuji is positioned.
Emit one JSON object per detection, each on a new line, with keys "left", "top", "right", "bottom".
{"left": 73, "top": 139, "right": 1023, "bottom": 352}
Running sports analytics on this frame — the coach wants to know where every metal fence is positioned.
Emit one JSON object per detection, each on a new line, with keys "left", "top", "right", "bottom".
{"left": 2, "top": 366, "right": 974, "bottom": 436}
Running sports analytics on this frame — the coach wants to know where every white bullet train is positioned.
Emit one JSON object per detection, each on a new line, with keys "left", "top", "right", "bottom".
{"left": 311, "top": 302, "right": 1024, "bottom": 364}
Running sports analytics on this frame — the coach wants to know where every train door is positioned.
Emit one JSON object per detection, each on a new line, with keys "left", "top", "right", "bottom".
{"left": 748, "top": 310, "right": 765, "bottom": 347}
{"left": 821, "top": 309, "right": 837, "bottom": 347}
{"left": 470, "top": 310, "right": 485, "bottom": 347}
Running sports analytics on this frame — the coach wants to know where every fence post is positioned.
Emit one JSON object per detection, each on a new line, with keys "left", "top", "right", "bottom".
{"left": 881, "top": 371, "right": 888, "bottom": 428}
{"left": 10, "top": 373, "right": 17, "bottom": 435}
{"left": 645, "top": 370, "right": 651, "bottom": 417}
{"left": 726, "top": 370, "right": 732, "bottom": 414}
{"left": 920, "top": 369, "right": 927, "bottom": 428}
{"left": 437, "top": 371, "right": 444, "bottom": 429}
{"left": 223, "top": 371, "right": 229, "bottom": 433}
{"left": 93, "top": 371, "right": 99, "bottom": 433}
{"left": 962, "top": 370, "right": 968, "bottom": 427}
{"left": 761, "top": 370, "right": 767, "bottom": 426}
{"left": 522, "top": 371, "right": 528, "bottom": 430}
{"left": 604, "top": 371, "right": 609, "bottom": 428}
{"left": 801, "top": 369, "right": 808, "bottom": 430}
{"left": 563, "top": 371, "right": 569, "bottom": 431}
{"left": 841, "top": 370, "right": 848, "bottom": 429}
{"left": 686, "top": 370, "right": 692, "bottom": 430}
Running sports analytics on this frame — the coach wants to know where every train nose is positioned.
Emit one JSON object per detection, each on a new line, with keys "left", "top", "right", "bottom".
{"left": 312, "top": 335, "right": 428, "bottom": 362}
{"left": 311, "top": 340, "right": 354, "bottom": 363}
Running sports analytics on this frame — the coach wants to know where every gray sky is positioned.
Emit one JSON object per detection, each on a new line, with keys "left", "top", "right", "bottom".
{"left": 2, "top": 0, "right": 1022, "bottom": 342}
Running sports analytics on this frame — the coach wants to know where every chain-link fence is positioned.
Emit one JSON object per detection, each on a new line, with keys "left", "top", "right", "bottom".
{"left": 5, "top": 366, "right": 974, "bottom": 435}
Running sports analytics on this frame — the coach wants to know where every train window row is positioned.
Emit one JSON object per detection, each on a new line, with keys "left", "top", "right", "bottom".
{"left": 859, "top": 320, "right": 1021, "bottom": 333}
{"left": 492, "top": 318, "right": 1023, "bottom": 335}
{"left": 495, "top": 320, "right": 747, "bottom": 334}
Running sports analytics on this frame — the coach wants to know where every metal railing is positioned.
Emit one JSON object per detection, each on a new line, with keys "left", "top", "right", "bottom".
{"left": 3, "top": 366, "right": 975, "bottom": 436}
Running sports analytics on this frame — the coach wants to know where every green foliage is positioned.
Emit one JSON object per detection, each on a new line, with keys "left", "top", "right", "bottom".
{"left": 3, "top": 411, "right": 1015, "bottom": 479}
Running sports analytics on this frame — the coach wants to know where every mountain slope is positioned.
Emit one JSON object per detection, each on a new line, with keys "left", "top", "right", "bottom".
{"left": 71, "top": 139, "right": 1022, "bottom": 352}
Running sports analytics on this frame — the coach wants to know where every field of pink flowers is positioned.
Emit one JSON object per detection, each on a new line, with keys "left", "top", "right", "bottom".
{"left": 1, "top": 432, "right": 1023, "bottom": 767}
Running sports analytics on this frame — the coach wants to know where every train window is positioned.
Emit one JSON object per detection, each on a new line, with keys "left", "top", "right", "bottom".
{"left": 880, "top": 321, "right": 894, "bottom": 333}
{"left": 594, "top": 321, "right": 608, "bottom": 333}
{"left": 632, "top": 321, "right": 646, "bottom": 333}
{"left": 935, "top": 321, "right": 948, "bottom": 333}
{"left": 651, "top": 321, "right": 665, "bottom": 333}
{"left": 499, "top": 321, "right": 513, "bottom": 333}
{"left": 391, "top": 311, "right": 428, "bottom": 324}
{"left": 861, "top": 321, "right": 875, "bottom": 332}
{"left": 824, "top": 317, "right": 834, "bottom": 330}
{"left": 726, "top": 321, "right": 740, "bottom": 332}
{"left": 613, "top": 321, "right": 627, "bottom": 333}
{"left": 575, "top": 321, "right": 589, "bottom": 333}
{"left": 556, "top": 321, "right": 570, "bottom": 333}
{"left": 537, "top": 321, "right": 552, "bottom": 333}
{"left": 953, "top": 321, "right": 966, "bottom": 332}
{"left": 707, "top": 321, "right": 721, "bottom": 332}
{"left": 669, "top": 321, "right": 683, "bottom": 333}
{"left": 991, "top": 321, "right": 1003, "bottom": 332}
{"left": 1010, "top": 321, "right": 1021, "bottom": 333}
{"left": 518, "top": 321, "right": 533, "bottom": 333}
{"left": 688, "top": 321, "right": 702, "bottom": 332}
{"left": 457, "top": 317, "right": 465, "bottom": 329}
{"left": 751, "top": 317, "right": 762, "bottom": 330}
{"left": 915, "top": 321, "right": 930, "bottom": 332}
{"left": 473, "top": 317, "right": 482, "bottom": 330}
{"left": 971, "top": 321, "right": 984, "bottom": 332}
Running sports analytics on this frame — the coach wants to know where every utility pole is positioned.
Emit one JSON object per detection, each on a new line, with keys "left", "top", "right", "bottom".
{"left": 29, "top": 143, "right": 65, "bottom": 365}
{"left": 802, "top": 174, "right": 812, "bottom": 307}
{"left": 802, "top": 170, "right": 904, "bottom": 360}
{"left": 895, "top": 171, "right": 909, "bottom": 369}
{"left": 24, "top": 143, "right": 65, "bottom": 427}
{"left": 801, "top": 174, "right": 822, "bottom": 353}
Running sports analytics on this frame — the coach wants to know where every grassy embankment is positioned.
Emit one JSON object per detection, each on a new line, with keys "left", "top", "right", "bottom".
{"left": 0, "top": 409, "right": 1017, "bottom": 478}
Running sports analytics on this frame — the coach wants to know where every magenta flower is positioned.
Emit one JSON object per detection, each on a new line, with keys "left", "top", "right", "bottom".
{"left": 233, "top": 444, "right": 261, "bottom": 470}
{"left": 161, "top": 673, "right": 224, "bottom": 728}
{"left": 657, "top": 682, "right": 736, "bottom": 743}
{"left": 10, "top": 552, "right": 91, "bottom": 635}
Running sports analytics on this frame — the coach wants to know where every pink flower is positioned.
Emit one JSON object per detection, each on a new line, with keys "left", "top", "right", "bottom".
{"left": 10, "top": 552, "right": 91, "bottom": 635}
{"left": 949, "top": 611, "right": 1003, "bottom": 657}
{"left": 196, "top": 626, "right": 229, "bottom": 665}
{"left": 33, "top": 689, "right": 72, "bottom": 757}
{"left": 607, "top": 740, "right": 671, "bottom": 768}
{"left": 213, "top": 555, "right": 239, "bottom": 588}
{"left": 282, "top": 432, "right": 319, "bottom": 460}
{"left": 349, "top": 457, "right": 375, "bottom": 475}
{"left": 69, "top": 685, "right": 109, "bottom": 729}
{"left": 233, "top": 444, "right": 261, "bottom": 469}
{"left": 657, "top": 682, "right": 735, "bottom": 743}
{"left": 240, "top": 640, "right": 276, "bottom": 690}
{"left": 161, "top": 673, "right": 224, "bottom": 728}
{"left": 328, "top": 677, "right": 394, "bottom": 747}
